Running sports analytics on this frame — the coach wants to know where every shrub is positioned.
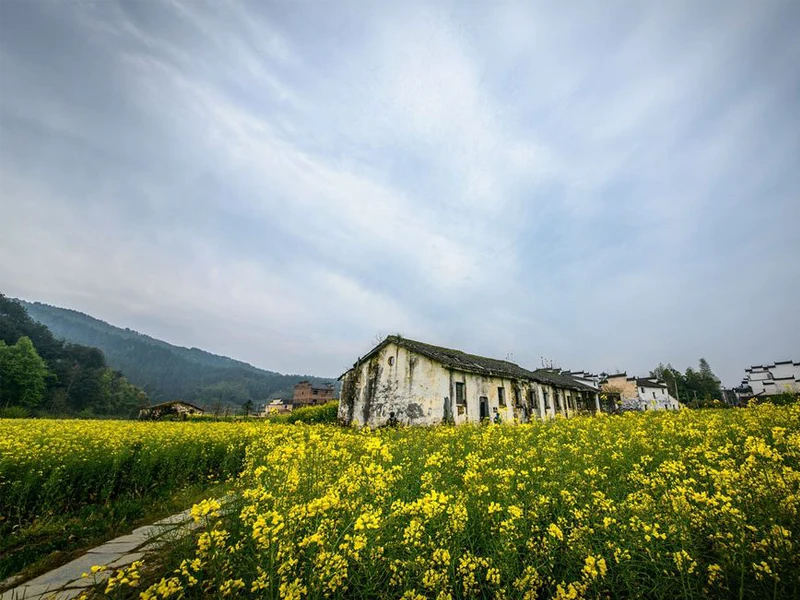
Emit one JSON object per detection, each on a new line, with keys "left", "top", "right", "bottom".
{"left": 751, "top": 391, "right": 800, "bottom": 406}
{"left": 0, "top": 406, "right": 29, "bottom": 419}
{"left": 287, "top": 400, "right": 339, "bottom": 424}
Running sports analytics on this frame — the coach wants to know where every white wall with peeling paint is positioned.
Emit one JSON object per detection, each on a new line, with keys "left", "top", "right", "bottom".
{"left": 339, "top": 342, "right": 600, "bottom": 427}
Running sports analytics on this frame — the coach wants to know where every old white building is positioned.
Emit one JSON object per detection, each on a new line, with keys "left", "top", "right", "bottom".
{"left": 601, "top": 373, "right": 680, "bottom": 411}
{"left": 743, "top": 361, "right": 800, "bottom": 396}
{"left": 338, "top": 336, "right": 600, "bottom": 427}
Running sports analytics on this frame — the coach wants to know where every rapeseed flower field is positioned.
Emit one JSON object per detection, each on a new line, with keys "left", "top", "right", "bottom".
{"left": 0, "top": 420, "right": 264, "bottom": 529}
{"left": 104, "top": 405, "right": 800, "bottom": 599}
{"left": 4, "top": 405, "right": 800, "bottom": 598}
{"left": 0, "top": 419, "right": 268, "bottom": 578}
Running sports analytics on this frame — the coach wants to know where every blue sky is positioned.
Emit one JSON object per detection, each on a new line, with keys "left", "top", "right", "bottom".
{"left": 1, "top": 0, "right": 798, "bottom": 384}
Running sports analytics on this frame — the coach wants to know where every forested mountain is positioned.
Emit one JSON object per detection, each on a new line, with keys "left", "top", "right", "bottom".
{"left": 20, "top": 300, "right": 336, "bottom": 406}
{"left": 0, "top": 294, "right": 147, "bottom": 416}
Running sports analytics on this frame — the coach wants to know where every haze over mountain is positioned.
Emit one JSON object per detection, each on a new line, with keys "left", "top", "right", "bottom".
{"left": 21, "top": 300, "right": 336, "bottom": 406}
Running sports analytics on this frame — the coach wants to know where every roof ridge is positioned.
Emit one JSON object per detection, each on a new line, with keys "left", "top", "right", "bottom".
{"left": 379, "top": 336, "right": 596, "bottom": 393}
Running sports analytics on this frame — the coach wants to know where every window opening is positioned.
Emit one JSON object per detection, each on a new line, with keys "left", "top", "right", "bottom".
{"left": 455, "top": 382, "right": 466, "bottom": 406}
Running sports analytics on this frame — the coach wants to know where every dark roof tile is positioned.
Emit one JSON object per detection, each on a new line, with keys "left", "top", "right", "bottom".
{"left": 359, "top": 336, "right": 596, "bottom": 392}
{"left": 636, "top": 378, "right": 667, "bottom": 388}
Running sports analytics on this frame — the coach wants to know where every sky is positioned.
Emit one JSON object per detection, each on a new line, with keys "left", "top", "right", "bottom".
{"left": 1, "top": 0, "right": 798, "bottom": 385}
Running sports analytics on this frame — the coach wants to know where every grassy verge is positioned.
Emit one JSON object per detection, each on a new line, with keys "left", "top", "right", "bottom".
{"left": 0, "top": 481, "right": 231, "bottom": 587}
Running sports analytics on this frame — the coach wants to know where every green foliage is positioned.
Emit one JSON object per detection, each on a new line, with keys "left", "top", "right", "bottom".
{"left": 0, "top": 294, "right": 149, "bottom": 416}
{"left": 650, "top": 358, "right": 722, "bottom": 407}
{"left": 751, "top": 391, "right": 800, "bottom": 406}
{"left": 0, "top": 406, "right": 29, "bottom": 419}
{"left": 263, "top": 412, "right": 291, "bottom": 424}
{"left": 1, "top": 481, "right": 227, "bottom": 584}
{"left": 287, "top": 401, "right": 339, "bottom": 424}
{"left": 0, "top": 336, "right": 49, "bottom": 408}
{"left": 21, "top": 299, "right": 336, "bottom": 405}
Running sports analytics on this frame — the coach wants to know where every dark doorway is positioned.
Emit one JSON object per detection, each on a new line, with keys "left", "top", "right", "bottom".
{"left": 479, "top": 396, "right": 489, "bottom": 421}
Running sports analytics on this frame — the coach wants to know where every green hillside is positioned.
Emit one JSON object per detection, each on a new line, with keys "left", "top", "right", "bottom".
{"left": 1, "top": 294, "right": 147, "bottom": 416}
{"left": 20, "top": 300, "right": 336, "bottom": 406}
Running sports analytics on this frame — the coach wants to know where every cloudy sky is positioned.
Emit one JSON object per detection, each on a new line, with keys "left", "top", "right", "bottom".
{"left": 1, "top": 0, "right": 798, "bottom": 384}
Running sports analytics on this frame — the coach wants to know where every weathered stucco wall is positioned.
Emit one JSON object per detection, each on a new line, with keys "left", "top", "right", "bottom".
{"left": 602, "top": 375, "right": 637, "bottom": 400}
{"left": 339, "top": 342, "right": 449, "bottom": 427}
{"left": 339, "top": 343, "right": 599, "bottom": 427}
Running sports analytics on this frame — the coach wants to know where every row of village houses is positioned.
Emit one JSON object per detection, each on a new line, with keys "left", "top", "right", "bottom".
{"left": 337, "top": 336, "right": 681, "bottom": 428}
{"left": 143, "top": 336, "right": 799, "bottom": 425}
{"left": 139, "top": 380, "right": 336, "bottom": 420}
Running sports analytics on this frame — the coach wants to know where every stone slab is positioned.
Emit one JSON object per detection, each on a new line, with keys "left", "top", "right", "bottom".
{"left": 1, "top": 582, "right": 62, "bottom": 600}
{"left": 24, "top": 554, "right": 115, "bottom": 590}
{"left": 130, "top": 525, "right": 164, "bottom": 537}
{"left": 91, "top": 532, "right": 149, "bottom": 549}
{"left": 152, "top": 509, "right": 192, "bottom": 526}
{"left": 86, "top": 539, "right": 141, "bottom": 555}
{"left": 107, "top": 552, "right": 145, "bottom": 569}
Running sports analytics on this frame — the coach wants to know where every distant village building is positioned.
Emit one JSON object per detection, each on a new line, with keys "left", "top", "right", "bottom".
{"left": 293, "top": 381, "right": 335, "bottom": 406}
{"left": 600, "top": 373, "right": 680, "bottom": 411}
{"left": 560, "top": 370, "right": 600, "bottom": 389}
{"left": 138, "top": 400, "right": 204, "bottom": 420}
{"left": 723, "top": 385, "right": 753, "bottom": 406}
{"left": 742, "top": 361, "right": 800, "bottom": 396}
{"left": 338, "top": 336, "right": 600, "bottom": 428}
{"left": 259, "top": 398, "right": 294, "bottom": 415}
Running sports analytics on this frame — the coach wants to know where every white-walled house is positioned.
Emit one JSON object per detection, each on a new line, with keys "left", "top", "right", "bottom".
{"left": 601, "top": 373, "right": 680, "bottom": 411}
{"left": 744, "top": 361, "right": 800, "bottom": 396}
{"left": 338, "top": 336, "right": 600, "bottom": 427}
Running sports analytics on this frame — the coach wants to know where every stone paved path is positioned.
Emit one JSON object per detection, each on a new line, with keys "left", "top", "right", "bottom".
{"left": 1, "top": 508, "right": 199, "bottom": 600}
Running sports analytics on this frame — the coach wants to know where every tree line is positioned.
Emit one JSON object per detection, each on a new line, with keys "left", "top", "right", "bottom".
{"left": 0, "top": 294, "right": 148, "bottom": 416}
{"left": 649, "top": 358, "right": 723, "bottom": 407}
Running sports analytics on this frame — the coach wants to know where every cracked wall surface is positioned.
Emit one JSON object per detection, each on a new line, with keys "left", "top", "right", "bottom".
{"left": 339, "top": 342, "right": 600, "bottom": 427}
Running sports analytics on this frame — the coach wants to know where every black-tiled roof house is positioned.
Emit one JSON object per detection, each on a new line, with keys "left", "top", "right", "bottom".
{"left": 338, "top": 336, "right": 600, "bottom": 427}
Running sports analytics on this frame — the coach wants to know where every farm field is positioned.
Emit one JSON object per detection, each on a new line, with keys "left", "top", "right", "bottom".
{"left": 4, "top": 405, "right": 800, "bottom": 599}
{"left": 0, "top": 419, "right": 267, "bottom": 581}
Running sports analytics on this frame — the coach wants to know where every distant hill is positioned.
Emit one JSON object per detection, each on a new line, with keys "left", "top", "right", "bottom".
{"left": 20, "top": 300, "right": 336, "bottom": 407}
{"left": 1, "top": 294, "right": 147, "bottom": 416}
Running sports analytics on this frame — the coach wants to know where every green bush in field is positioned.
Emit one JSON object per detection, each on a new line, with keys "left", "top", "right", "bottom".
{"left": 751, "top": 391, "right": 800, "bottom": 406}
{"left": 0, "top": 406, "right": 29, "bottom": 419}
{"left": 287, "top": 400, "right": 339, "bottom": 424}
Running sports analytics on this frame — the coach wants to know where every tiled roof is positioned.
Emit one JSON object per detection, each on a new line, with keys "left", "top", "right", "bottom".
{"left": 533, "top": 368, "right": 598, "bottom": 392}
{"left": 148, "top": 400, "right": 204, "bottom": 411}
{"left": 360, "top": 336, "right": 596, "bottom": 392}
{"left": 636, "top": 378, "right": 667, "bottom": 389}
